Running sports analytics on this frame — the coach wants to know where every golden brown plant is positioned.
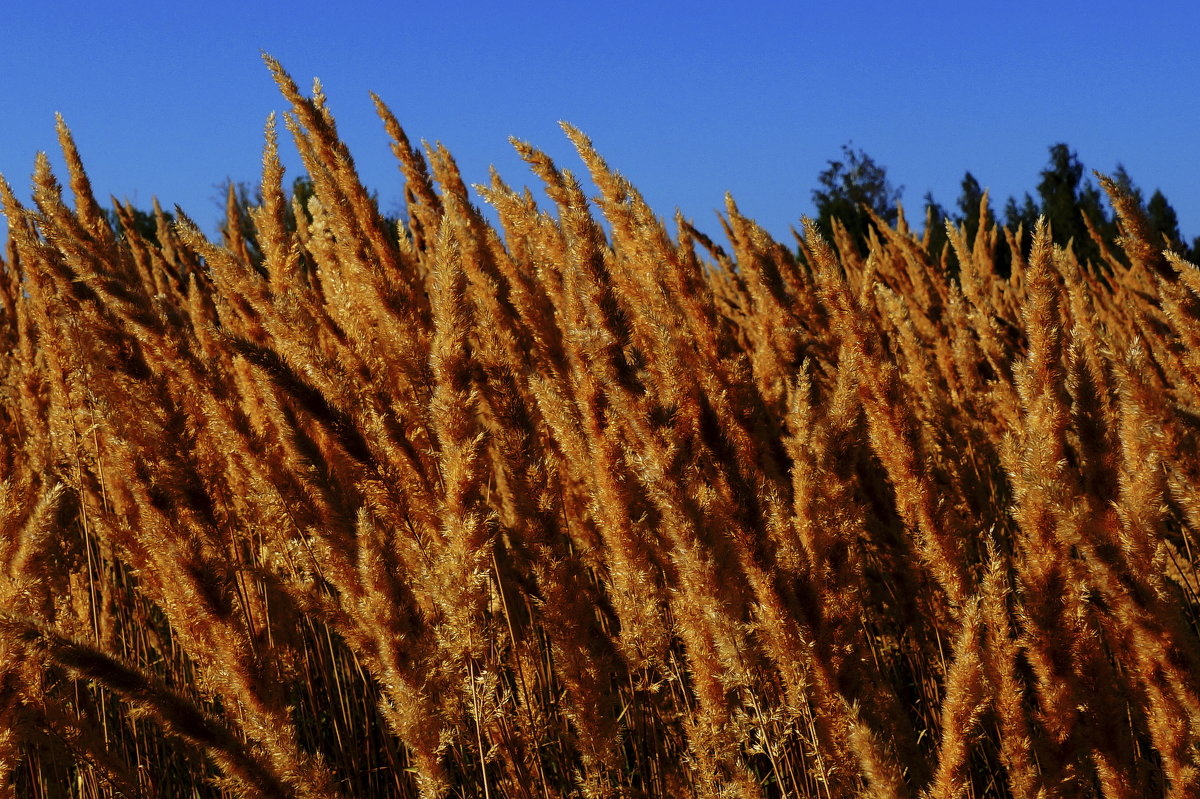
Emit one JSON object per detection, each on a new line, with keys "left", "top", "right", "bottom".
{"left": 2, "top": 55, "right": 1200, "bottom": 799}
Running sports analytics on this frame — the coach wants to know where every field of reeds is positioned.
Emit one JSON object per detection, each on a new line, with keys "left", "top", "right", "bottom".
{"left": 3, "top": 57, "right": 1200, "bottom": 799}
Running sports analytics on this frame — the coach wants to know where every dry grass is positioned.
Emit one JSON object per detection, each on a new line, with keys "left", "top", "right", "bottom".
{"left": 3, "top": 56, "right": 1200, "bottom": 798}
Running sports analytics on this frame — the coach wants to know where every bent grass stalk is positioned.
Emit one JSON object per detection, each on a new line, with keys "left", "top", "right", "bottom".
{"left": 1, "top": 55, "right": 1200, "bottom": 799}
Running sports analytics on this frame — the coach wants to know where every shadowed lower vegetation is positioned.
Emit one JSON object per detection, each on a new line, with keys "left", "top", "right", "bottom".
{"left": 3, "top": 57, "right": 1200, "bottom": 799}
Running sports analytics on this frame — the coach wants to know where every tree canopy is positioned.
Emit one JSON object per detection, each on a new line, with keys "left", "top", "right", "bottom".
{"left": 810, "top": 140, "right": 1199, "bottom": 270}
{"left": 811, "top": 144, "right": 902, "bottom": 252}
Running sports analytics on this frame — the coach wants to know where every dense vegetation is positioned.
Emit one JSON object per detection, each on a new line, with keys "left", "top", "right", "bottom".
{"left": 811, "top": 141, "right": 1198, "bottom": 272}
{"left": 3, "top": 57, "right": 1200, "bottom": 799}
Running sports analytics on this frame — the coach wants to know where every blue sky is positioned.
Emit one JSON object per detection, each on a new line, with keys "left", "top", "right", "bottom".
{"left": 2, "top": 1, "right": 1197, "bottom": 245}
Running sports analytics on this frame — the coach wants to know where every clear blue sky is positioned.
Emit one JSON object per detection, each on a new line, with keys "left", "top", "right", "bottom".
{"left": 2, "top": 1, "right": 1197, "bottom": 245}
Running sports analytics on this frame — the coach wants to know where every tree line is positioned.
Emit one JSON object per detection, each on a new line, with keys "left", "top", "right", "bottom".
{"left": 102, "top": 141, "right": 1194, "bottom": 278}
{"left": 811, "top": 141, "right": 1198, "bottom": 272}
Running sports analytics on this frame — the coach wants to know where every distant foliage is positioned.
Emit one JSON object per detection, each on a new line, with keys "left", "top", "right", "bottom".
{"left": 4, "top": 56, "right": 1200, "bottom": 799}
{"left": 815, "top": 142, "right": 1199, "bottom": 272}
{"left": 811, "top": 143, "right": 902, "bottom": 252}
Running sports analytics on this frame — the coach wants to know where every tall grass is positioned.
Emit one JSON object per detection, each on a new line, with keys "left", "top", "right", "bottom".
{"left": 3, "top": 56, "right": 1200, "bottom": 798}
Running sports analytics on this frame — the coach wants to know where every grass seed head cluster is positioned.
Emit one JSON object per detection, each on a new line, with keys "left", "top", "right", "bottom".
{"left": 2, "top": 57, "right": 1200, "bottom": 799}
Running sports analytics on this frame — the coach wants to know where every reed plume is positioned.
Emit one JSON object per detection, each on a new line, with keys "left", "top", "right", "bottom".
{"left": 1, "top": 55, "right": 1199, "bottom": 799}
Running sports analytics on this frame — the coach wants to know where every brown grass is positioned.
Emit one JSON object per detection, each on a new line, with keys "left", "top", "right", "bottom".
{"left": 2, "top": 55, "right": 1200, "bottom": 798}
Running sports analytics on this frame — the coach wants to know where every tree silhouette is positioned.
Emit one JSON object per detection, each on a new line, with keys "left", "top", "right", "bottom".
{"left": 1033, "top": 143, "right": 1111, "bottom": 263}
{"left": 956, "top": 171, "right": 993, "bottom": 245}
{"left": 811, "top": 143, "right": 902, "bottom": 253}
{"left": 1147, "top": 189, "right": 1182, "bottom": 248}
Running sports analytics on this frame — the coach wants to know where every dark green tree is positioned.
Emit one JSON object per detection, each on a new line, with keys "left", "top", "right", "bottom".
{"left": 1094, "top": 165, "right": 1185, "bottom": 257}
{"left": 811, "top": 143, "right": 902, "bottom": 253}
{"left": 1003, "top": 192, "right": 1040, "bottom": 236}
{"left": 1036, "top": 143, "right": 1084, "bottom": 238}
{"left": 1033, "top": 143, "right": 1110, "bottom": 263}
{"left": 1147, "top": 189, "right": 1182, "bottom": 248}
{"left": 949, "top": 171, "right": 1011, "bottom": 275}
{"left": 103, "top": 202, "right": 173, "bottom": 245}
{"left": 956, "top": 171, "right": 994, "bottom": 245}
{"left": 289, "top": 175, "right": 316, "bottom": 229}
{"left": 922, "top": 191, "right": 951, "bottom": 263}
{"left": 1111, "top": 164, "right": 1144, "bottom": 207}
